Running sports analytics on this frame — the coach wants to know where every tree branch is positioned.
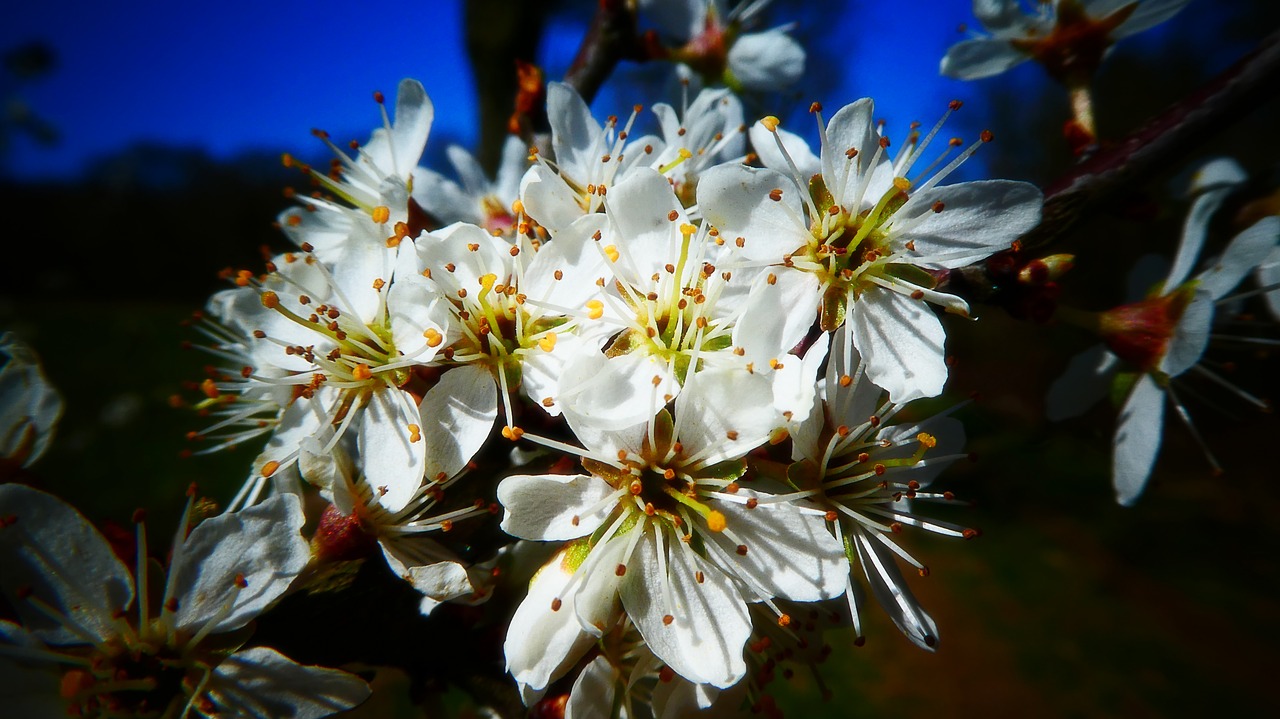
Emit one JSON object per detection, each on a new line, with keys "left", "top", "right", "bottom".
{"left": 562, "top": 0, "right": 646, "bottom": 104}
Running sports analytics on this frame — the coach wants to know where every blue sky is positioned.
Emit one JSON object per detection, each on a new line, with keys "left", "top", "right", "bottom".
{"left": 0, "top": 0, "right": 1241, "bottom": 181}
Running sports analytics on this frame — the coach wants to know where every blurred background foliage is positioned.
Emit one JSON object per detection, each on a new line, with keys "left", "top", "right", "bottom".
{"left": 1, "top": 1, "right": 1278, "bottom": 716}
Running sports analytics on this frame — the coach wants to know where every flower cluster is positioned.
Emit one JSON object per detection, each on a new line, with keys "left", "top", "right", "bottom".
{"left": 168, "top": 65, "right": 1038, "bottom": 708}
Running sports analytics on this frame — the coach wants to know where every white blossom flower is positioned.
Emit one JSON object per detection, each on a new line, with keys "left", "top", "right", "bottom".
{"left": 0, "top": 485, "right": 369, "bottom": 718}
{"left": 639, "top": 0, "right": 805, "bottom": 92}
{"left": 412, "top": 136, "right": 529, "bottom": 235}
{"left": 940, "top": 0, "right": 1193, "bottom": 81}
{"left": 301, "top": 365, "right": 499, "bottom": 615}
{"left": 700, "top": 99, "right": 1042, "bottom": 401}
{"left": 555, "top": 167, "right": 814, "bottom": 431}
{"left": 499, "top": 368, "right": 846, "bottom": 695}
{"left": 402, "top": 216, "right": 614, "bottom": 429}
{"left": 649, "top": 87, "right": 747, "bottom": 208}
{"left": 519, "top": 83, "right": 663, "bottom": 235}
{"left": 1048, "top": 158, "right": 1280, "bottom": 504}
{"left": 279, "top": 79, "right": 435, "bottom": 324}
{"left": 788, "top": 327, "right": 974, "bottom": 649}
{"left": 0, "top": 333, "right": 63, "bottom": 470}
{"left": 202, "top": 246, "right": 452, "bottom": 513}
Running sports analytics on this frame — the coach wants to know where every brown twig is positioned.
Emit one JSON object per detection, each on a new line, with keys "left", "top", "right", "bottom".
{"left": 949, "top": 30, "right": 1280, "bottom": 311}
{"left": 1026, "top": 29, "right": 1280, "bottom": 252}
{"left": 562, "top": 0, "right": 647, "bottom": 105}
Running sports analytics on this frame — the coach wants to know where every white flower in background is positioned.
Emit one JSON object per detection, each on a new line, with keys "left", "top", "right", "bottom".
{"left": 1258, "top": 247, "right": 1280, "bottom": 319}
{"left": 788, "top": 327, "right": 974, "bottom": 649}
{"left": 520, "top": 82, "right": 663, "bottom": 235}
{"left": 0, "top": 333, "right": 63, "bottom": 470}
{"left": 499, "top": 368, "right": 846, "bottom": 696}
{"left": 0, "top": 485, "right": 369, "bottom": 718}
{"left": 554, "top": 168, "right": 814, "bottom": 431}
{"left": 639, "top": 0, "right": 805, "bottom": 92}
{"left": 279, "top": 79, "right": 435, "bottom": 324}
{"left": 700, "top": 99, "right": 1042, "bottom": 401}
{"left": 1048, "top": 158, "right": 1280, "bottom": 505}
{"left": 650, "top": 86, "right": 747, "bottom": 208}
{"left": 940, "top": 0, "right": 1192, "bottom": 81}
{"left": 412, "top": 135, "right": 529, "bottom": 235}
{"left": 203, "top": 247, "right": 452, "bottom": 513}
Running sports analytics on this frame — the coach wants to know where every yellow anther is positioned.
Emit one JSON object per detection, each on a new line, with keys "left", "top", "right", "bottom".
{"left": 679, "top": 223, "right": 697, "bottom": 236}
{"left": 586, "top": 299, "right": 604, "bottom": 320}
{"left": 408, "top": 424, "right": 422, "bottom": 443}
{"left": 261, "top": 460, "right": 280, "bottom": 478}
{"left": 917, "top": 432, "right": 937, "bottom": 449}
{"left": 479, "top": 273, "right": 497, "bottom": 292}
{"left": 371, "top": 205, "right": 391, "bottom": 224}
{"left": 538, "top": 332, "right": 557, "bottom": 352}
{"left": 893, "top": 177, "right": 912, "bottom": 191}
{"left": 260, "top": 291, "right": 279, "bottom": 309}
{"left": 677, "top": 147, "right": 693, "bottom": 159}
{"left": 706, "top": 511, "right": 727, "bottom": 533}
{"left": 423, "top": 328, "right": 443, "bottom": 347}
{"left": 603, "top": 245, "right": 620, "bottom": 262}
{"left": 352, "top": 364, "right": 372, "bottom": 381}
{"left": 760, "top": 116, "right": 780, "bottom": 132}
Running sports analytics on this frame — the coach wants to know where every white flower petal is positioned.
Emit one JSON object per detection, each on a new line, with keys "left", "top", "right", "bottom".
{"left": 820, "top": 98, "right": 878, "bottom": 190}
{"left": 732, "top": 268, "right": 821, "bottom": 366}
{"left": 748, "top": 122, "right": 820, "bottom": 181}
{"left": 1046, "top": 344, "right": 1120, "bottom": 421}
{"left": 1113, "top": 373, "right": 1166, "bottom": 506}
{"left": 708, "top": 490, "right": 848, "bottom": 602}
{"left": 1113, "top": 0, "right": 1192, "bottom": 38}
{"left": 849, "top": 289, "right": 948, "bottom": 403}
{"left": 506, "top": 550, "right": 596, "bottom": 705}
{"left": 1159, "top": 293, "right": 1213, "bottom": 378}
{"left": 699, "top": 164, "right": 807, "bottom": 262}
{"left": 675, "top": 368, "right": 778, "bottom": 465}
{"left": 1258, "top": 246, "right": 1280, "bottom": 319}
{"left": 0, "top": 334, "right": 63, "bottom": 467}
{"left": 522, "top": 214, "right": 611, "bottom": 310}
{"left": 171, "top": 494, "right": 308, "bottom": 635}
{"left": 498, "top": 473, "right": 615, "bottom": 541}
{"left": 520, "top": 164, "right": 585, "bottom": 235}
{"left": 1195, "top": 216, "right": 1280, "bottom": 300}
{"left": 891, "top": 180, "right": 1043, "bottom": 268}
{"left": 207, "top": 646, "right": 370, "bottom": 719}
{"left": 565, "top": 656, "right": 617, "bottom": 719}
{"left": 621, "top": 528, "right": 750, "bottom": 688}
{"left": 549, "top": 82, "right": 604, "bottom": 181}
{"left": 0, "top": 484, "right": 133, "bottom": 645}
{"left": 1162, "top": 182, "right": 1237, "bottom": 293}
{"left": 727, "top": 29, "right": 805, "bottom": 91}
{"left": 939, "top": 38, "right": 1029, "bottom": 80}
{"left": 410, "top": 167, "right": 478, "bottom": 225}
{"left": 421, "top": 365, "right": 498, "bottom": 482}
{"left": 605, "top": 168, "right": 686, "bottom": 277}
{"left": 853, "top": 528, "right": 939, "bottom": 651}
{"left": 357, "top": 389, "right": 426, "bottom": 513}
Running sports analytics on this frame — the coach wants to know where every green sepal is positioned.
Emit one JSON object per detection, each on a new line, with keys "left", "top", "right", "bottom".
{"left": 605, "top": 329, "right": 643, "bottom": 358}
{"left": 583, "top": 458, "right": 630, "bottom": 486}
{"left": 699, "top": 459, "right": 747, "bottom": 482}
{"left": 882, "top": 262, "right": 938, "bottom": 289}
{"left": 809, "top": 173, "right": 835, "bottom": 216}
{"left": 787, "top": 458, "right": 824, "bottom": 492}
{"left": 820, "top": 286, "right": 847, "bottom": 332}
{"left": 1109, "top": 370, "right": 1138, "bottom": 408}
